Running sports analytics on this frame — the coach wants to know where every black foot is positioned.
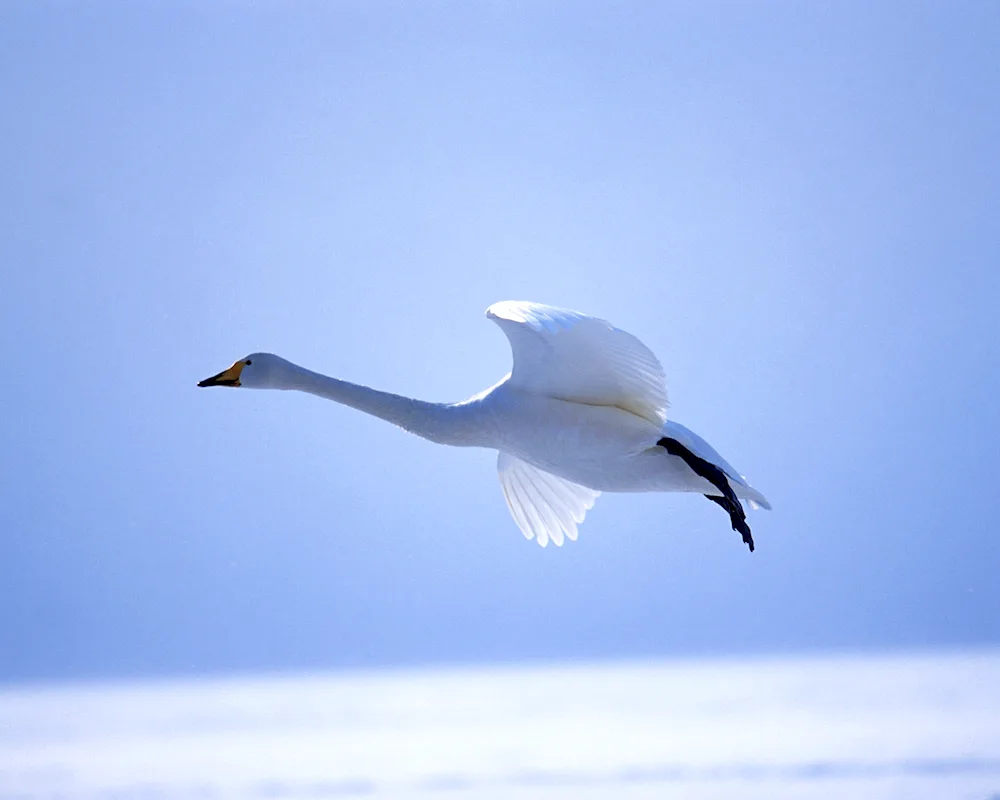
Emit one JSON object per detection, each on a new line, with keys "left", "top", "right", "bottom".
{"left": 659, "top": 437, "right": 755, "bottom": 552}
{"left": 705, "top": 494, "right": 755, "bottom": 552}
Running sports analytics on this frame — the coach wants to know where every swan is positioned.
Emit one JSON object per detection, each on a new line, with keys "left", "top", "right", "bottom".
{"left": 199, "top": 301, "right": 770, "bottom": 550}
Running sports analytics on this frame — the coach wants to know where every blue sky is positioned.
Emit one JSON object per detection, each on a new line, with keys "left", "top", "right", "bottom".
{"left": 1, "top": 2, "right": 998, "bottom": 682}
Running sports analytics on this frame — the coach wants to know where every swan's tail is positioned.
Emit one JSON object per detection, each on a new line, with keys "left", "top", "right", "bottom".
{"left": 736, "top": 484, "right": 772, "bottom": 511}
{"left": 658, "top": 434, "right": 767, "bottom": 552}
{"left": 661, "top": 420, "right": 771, "bottom": 511}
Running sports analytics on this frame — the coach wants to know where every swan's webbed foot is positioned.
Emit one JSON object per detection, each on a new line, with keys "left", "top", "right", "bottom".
{"left": 704, "top": 494, "right": 755, "bottom": 552}
{"left": 658, "top": 436, "right": 755, "bottom": 552}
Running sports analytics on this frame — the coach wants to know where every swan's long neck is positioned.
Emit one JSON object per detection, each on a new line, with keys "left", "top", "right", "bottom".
{"left": 277, "top": 362, "right": 489, "bottom": 448}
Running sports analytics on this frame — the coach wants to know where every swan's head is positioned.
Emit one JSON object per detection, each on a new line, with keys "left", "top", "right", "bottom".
{"left": 198, "top": 352, "right": 291, "bottom": 389}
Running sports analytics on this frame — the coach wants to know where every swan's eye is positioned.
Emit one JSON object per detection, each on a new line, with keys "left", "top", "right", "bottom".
{"left": 245, "top": 359, "right": 252, "bottom": 365}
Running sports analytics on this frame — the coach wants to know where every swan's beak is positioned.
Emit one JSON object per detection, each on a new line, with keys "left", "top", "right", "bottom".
{"left": 198, "top": 361, "right": 245, "bottom": 388}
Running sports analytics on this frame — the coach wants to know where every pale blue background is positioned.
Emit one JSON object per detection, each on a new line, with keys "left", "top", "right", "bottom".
{"left": 1, "top": 2, "right": 997, "bottom": 682}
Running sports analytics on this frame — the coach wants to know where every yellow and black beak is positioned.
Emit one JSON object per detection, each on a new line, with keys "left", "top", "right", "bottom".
{"left": 198, "top": 360, "right": 245, "bottom": 388}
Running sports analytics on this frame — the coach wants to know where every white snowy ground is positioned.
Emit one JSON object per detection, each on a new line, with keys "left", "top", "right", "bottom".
{"left": 1, "top": 650, "right": 998, "bottom": 800}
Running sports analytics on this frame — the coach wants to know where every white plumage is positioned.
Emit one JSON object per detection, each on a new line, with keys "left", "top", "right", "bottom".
{"left": 200, "top": 301, "right": 770, "bottom": 550}
{"left": 486, "top": 301, "right": 669, "bottom": 427}
{"left": 497, "top": 451, "right": 601, "bottom": 548}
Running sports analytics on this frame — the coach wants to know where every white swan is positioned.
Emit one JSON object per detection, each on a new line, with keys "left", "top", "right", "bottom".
{"left": 199, "top": 301, "right": 771, "bottom": 550}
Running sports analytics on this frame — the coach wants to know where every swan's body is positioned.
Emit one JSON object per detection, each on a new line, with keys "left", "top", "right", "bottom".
{"left": 200, "top": 301, "right": 770, "bottom": 549}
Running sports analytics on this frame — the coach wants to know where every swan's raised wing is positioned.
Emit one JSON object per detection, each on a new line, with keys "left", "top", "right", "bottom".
{"left": 487, "top": 301, "right": 668, "bottom": 426}
{"left": 497, "top": 452, "right": 601, "bottom": 547}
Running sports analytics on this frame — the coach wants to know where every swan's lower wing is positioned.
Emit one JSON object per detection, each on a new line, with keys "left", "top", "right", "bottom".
{"left": 497, "top": 452, "right": 601, "bottom": 547}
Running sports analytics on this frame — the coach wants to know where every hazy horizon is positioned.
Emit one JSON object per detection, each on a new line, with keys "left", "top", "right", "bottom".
{"left": 3, "top": 650, "right": 999, "bottom": 799}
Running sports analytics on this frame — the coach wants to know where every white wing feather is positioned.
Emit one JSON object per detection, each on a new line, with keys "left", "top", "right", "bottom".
{"left": 487, "top": 301, "right": 668, "bottom": 426}
{"left": 497, "top": 452, "right": 601, "bottom": 547}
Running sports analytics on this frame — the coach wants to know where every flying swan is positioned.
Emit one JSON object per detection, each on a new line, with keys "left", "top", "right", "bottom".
{"left": 199, "top": 301, "right": 770, "bottom": 550}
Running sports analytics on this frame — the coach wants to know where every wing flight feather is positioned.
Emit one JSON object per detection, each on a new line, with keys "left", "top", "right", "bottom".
{"left": 497, "top": 452, "right": 601, "bottom": 547}
{"left": 486, "top": 301, "right": 668, "bottom": 426}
